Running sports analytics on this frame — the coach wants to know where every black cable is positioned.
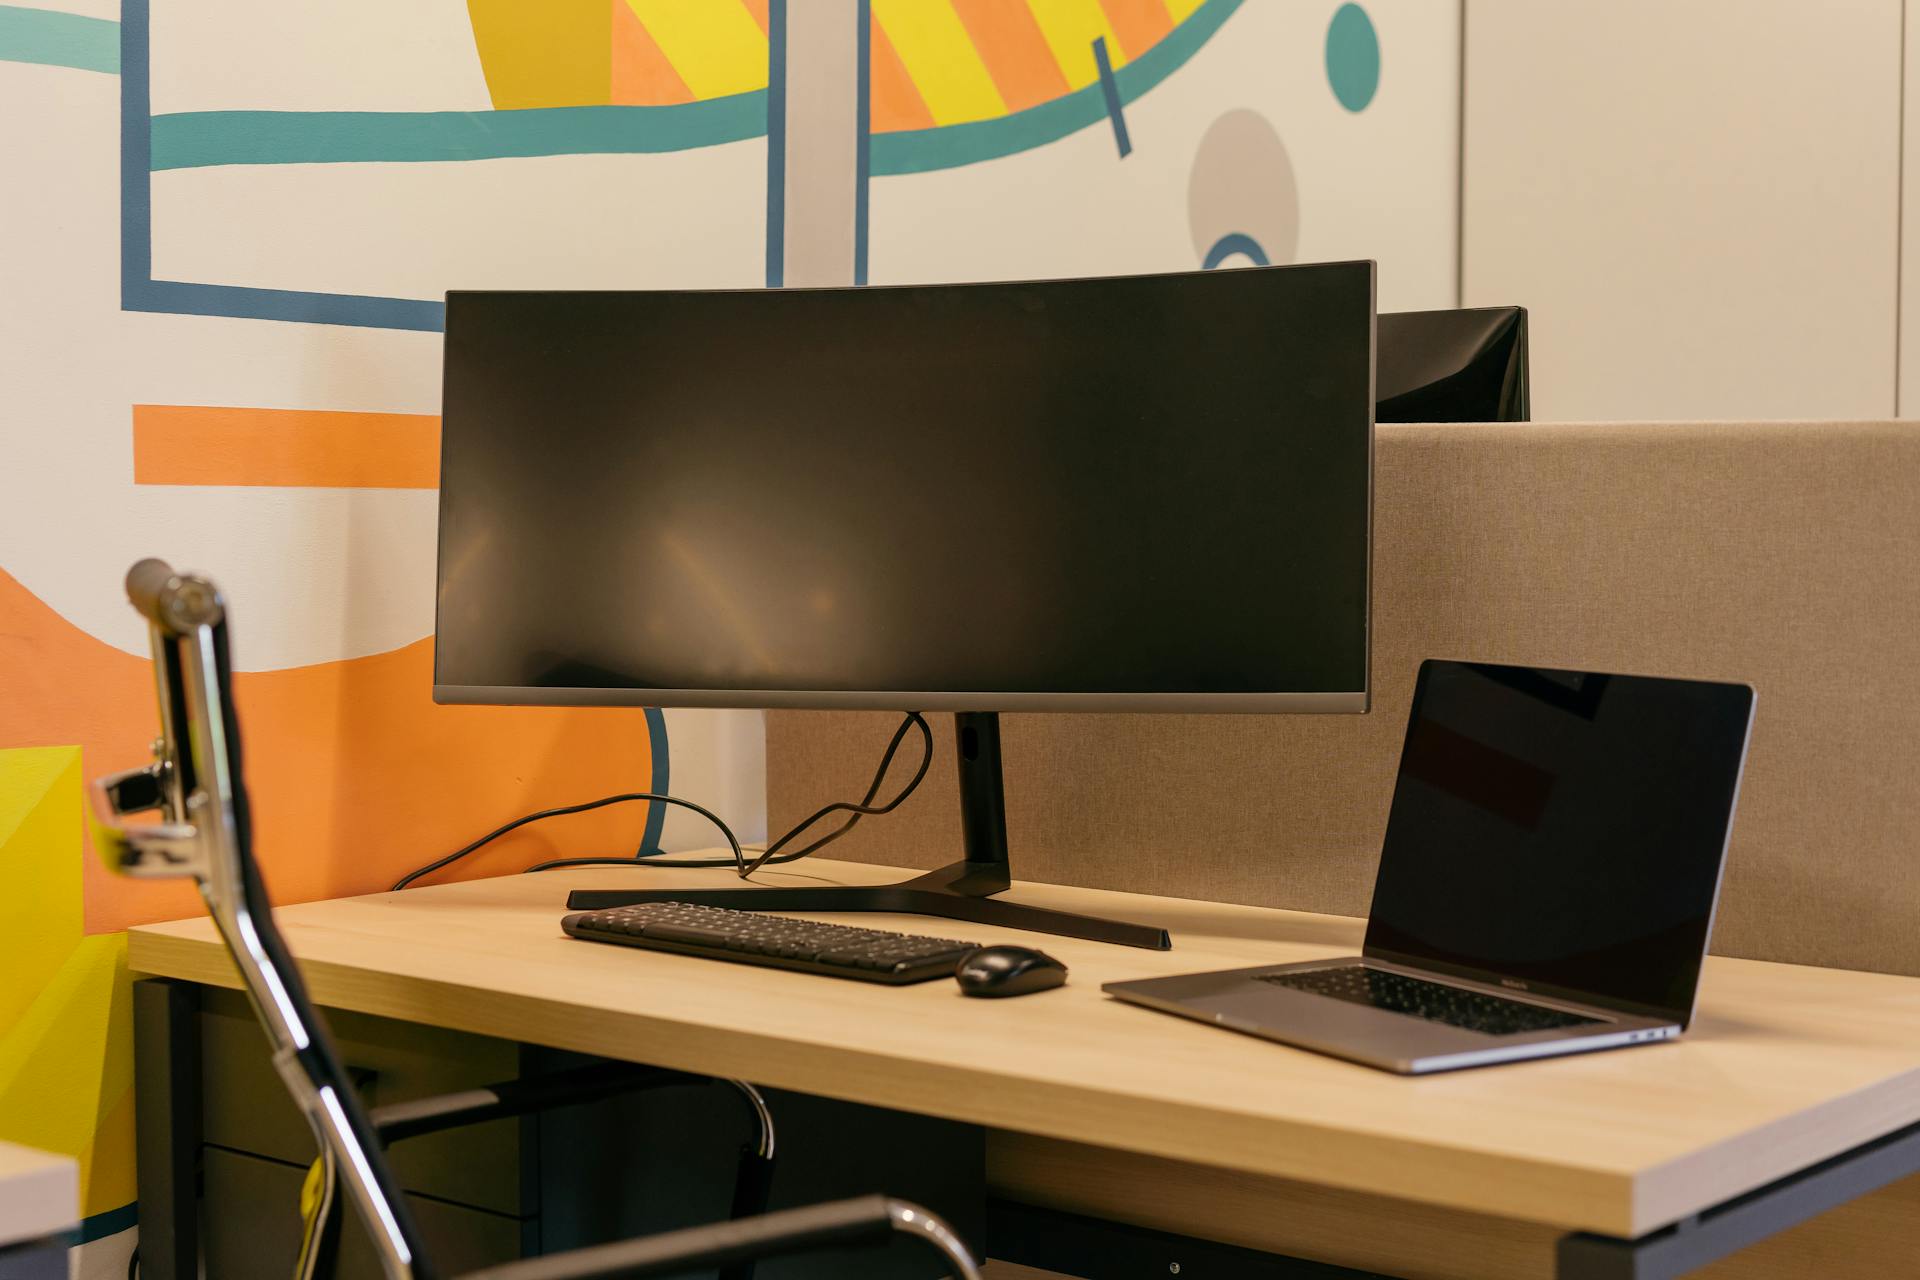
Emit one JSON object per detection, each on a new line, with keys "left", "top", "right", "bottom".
{"left": 389, "top": 712, "right": 932, "bottom": 889}
{"left": 390, "top": 792, "right": 745, "bottom": 890}
{"left": 524, "top": 711, "right": 933, "bottom": 876}
{"left": 739, "top": 711, "right": 930, "bottom": 876}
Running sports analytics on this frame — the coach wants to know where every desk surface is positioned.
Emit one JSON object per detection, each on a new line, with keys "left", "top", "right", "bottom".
{"left": 128, "top": 858, "right": 1920, "bottom": 1238}
{"left": 0, "top": 1140, "right": 77, "bottom": 1247}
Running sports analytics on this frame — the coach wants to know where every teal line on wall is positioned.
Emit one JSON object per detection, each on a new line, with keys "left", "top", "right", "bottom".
{"left": 0, "top": 5, "right": 118, "bottom": 74}
{"left": 149, "top": 95, "right": 768, "bottom": 171}
{"left": 137, "top": 0, "right": 1232, "bottom": 175}
{"left": 869, "top": 0, "right": 1241, "bottom": 177}
{"left": 78, "top": 1201, "right": 137, "bottom": 1245}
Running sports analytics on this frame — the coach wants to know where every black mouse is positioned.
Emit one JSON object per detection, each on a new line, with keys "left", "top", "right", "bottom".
{"left": 955, "top": 945, "right": 1067, "bottom": 997}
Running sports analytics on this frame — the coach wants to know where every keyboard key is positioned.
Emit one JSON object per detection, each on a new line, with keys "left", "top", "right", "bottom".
{"left": 641, "top": 920, "right": 737, "bottom": 947}
{"left": 1258, "top": 966, "right": 1599, "bottom": 1036}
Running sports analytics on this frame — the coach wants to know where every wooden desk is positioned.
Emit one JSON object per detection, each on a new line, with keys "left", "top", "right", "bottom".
{"left": 0, "top": 1141, "right": 77, "bottom": 1278}
{"left": 128, "top": 859, "right": 1920, "bottom": 1280}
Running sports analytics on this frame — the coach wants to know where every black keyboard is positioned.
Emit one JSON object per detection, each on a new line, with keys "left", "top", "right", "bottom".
{"left": 562, "top": 902, "right": 981, "bottom": 985}
{"left": 1257, "top": 966, "right": 1601, "bottom": 1036}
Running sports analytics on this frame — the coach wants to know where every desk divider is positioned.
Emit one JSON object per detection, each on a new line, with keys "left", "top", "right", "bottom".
{"left": 768, "top": 420, "right": 1920, "bottom": 977}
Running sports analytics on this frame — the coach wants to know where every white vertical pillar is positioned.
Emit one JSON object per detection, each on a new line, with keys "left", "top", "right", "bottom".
{"left": 775, "top": 0, "right": 865, "bottom": 287}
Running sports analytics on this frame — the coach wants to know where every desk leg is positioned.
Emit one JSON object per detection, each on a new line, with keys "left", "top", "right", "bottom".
{"left": 134, "top": 979, "right": 202, "bottom": 1280}
{"left": 1556, "top": 1119, "right": 1920, "bottom": 1279}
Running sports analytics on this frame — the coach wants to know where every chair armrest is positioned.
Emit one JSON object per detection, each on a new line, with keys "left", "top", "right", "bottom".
{"left": 370, "top": 1062, "right": 698, "bottom": 1145}
{"left": 459, "top": 1195, "right": 980, "bottom": 1280}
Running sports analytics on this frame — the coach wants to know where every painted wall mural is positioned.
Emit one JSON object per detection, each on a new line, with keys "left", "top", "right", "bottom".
{"left": 867, "top": 0, "right": 1456, "bottom": 293}
{"left": 0, "top": 0, "right": 1457, "bottom": 1268}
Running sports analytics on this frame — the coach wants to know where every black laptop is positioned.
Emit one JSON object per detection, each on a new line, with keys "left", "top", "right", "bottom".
{"left": 1105, "top": 660, "right": 1755, "bottom": 1073}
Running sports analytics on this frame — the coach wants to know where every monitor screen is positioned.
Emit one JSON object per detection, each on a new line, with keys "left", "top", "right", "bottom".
{"left": 1364, "top": 661, "right": 1754, "bottom": 1023}
{"left": 435, "top": 263, "right": 1374, "bottom": 711}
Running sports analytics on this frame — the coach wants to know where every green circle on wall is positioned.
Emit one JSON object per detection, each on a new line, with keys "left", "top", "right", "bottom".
{"left": 1325, "top": 4, "right": 1380, "bottom": 112}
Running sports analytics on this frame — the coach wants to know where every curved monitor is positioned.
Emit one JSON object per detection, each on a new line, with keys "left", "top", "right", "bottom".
{"left": 435, "top": 263, "right": 1374, "bottom": 713}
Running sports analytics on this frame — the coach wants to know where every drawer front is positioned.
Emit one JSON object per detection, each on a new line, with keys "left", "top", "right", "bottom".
{"left": 201, "top": 1146, "right": 524, "bottom": 1279}
{"left": 197, "top": 987, "right": 525, "bottom": 1214}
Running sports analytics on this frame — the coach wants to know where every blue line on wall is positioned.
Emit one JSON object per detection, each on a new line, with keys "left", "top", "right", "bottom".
{"left": 120, "top": 0, "right": 151, "bottom": 312}
{"left": 853, "top": 0, "right": 871, "bottom": 286}
{"left": 150, "top": 98, "right": 768, "bottom": 171}
{"left": 0, "top": 4, "right": 118, "bottom": 74}
{"left": 134, "top": 281, "right": 446, "bottom": 331}
{"left": 765, "top": 0, "right": 787, "bottom": 288}
{"left": 1091, "top": 37, "right": 1130, "bottom": 158}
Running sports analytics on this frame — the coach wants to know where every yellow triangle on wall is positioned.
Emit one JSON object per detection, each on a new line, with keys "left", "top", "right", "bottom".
{"left": 0, "top": 746, "right": 136, "bottom": 1219}
{"left": 0, "top": 747, "right": 82, "bottom": 1037}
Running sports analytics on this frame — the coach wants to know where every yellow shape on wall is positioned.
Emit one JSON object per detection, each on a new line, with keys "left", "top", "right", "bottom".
{"left": 0, "top": 747, "right": 136, "bottom": 1220}
{"left": 0, "top": 936, "right": 135, "bottom": 1217}
{"left": 872, "top": 0, "right": 1006, "bottom": 126}
{"left": 623, "top": 0, "right": 768, "bottom": 100}
{"left": 0, "top": 748, "right": 82, "bottom": 1032}
{"left": 467, "top": 0, "right": 612, "bottom": 108}
{"left": 1025, "top": 0, "right": 1128, "bottom": 89}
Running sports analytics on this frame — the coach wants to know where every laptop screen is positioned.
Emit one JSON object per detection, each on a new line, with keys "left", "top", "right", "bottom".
{"left": 1363, "top": 661, "right": 1753, "bottom": 1024}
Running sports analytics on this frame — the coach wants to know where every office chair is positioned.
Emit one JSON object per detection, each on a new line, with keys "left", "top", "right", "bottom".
{"left": 91, "top": 560, "right": 981, "bottom": 1280}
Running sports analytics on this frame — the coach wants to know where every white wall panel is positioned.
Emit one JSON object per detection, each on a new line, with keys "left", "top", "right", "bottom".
{"left": 1463, "top": 0, "right": 1900, "bottom": 421}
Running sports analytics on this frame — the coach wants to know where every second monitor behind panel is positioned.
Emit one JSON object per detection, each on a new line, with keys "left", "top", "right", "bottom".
{"left": 1377, "top": 306, "right": 1529, "bottom": 423}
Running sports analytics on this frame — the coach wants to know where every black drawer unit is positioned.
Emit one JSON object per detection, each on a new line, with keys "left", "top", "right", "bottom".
{"left": 135, "top": 978, "right": 983, "bottom": 1279}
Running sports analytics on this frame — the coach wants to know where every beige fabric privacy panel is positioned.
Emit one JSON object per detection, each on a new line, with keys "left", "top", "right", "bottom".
{"left": 767, "top": 421, "right": 1920, "bottom": 976}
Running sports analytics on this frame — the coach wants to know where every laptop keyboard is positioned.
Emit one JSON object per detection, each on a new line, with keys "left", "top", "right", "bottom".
{"left": 1257, "top": 966, "right": 1602, "bottom": 1036}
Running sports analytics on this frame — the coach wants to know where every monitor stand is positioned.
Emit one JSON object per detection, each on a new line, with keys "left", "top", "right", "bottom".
{"left": 565, "top": 711, "right": 1172, "bottom": 950}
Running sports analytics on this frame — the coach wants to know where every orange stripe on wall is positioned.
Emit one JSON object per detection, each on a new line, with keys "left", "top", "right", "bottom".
{"left": 948, "top": 0, "right": 1070, "bottom": 114}
{"left": 868, "top": 14, "right": 936, "bottom": 132}
{"left": 739, "top": 0, "right": 769, "bottom": 35}
{"left": 1097, "top": 0, "right": 1174, "bottom": 59}
{"left": 132, "top": 405, "right": 441, "bottom": 489}
{"left": 610, "top": 0, "right": 695, "bottom": 104}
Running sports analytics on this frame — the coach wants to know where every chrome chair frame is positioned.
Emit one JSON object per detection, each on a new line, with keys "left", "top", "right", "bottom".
{"left": 93, "top": 560, "right": 980, "bottom": 1280}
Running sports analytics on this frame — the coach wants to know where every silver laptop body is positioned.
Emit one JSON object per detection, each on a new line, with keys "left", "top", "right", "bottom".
{"left": 1105, "top": 953, "right": 1685, "bottom": 1074}
{"left": 1106, "top": 661, "right": 1755, "bottom": 1075}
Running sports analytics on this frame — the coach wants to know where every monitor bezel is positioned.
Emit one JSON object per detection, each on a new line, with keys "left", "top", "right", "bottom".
{"left": 431, "top": 685, "right": 1370, "bottom": 712}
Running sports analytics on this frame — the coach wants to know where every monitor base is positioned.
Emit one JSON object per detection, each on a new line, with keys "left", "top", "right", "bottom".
{"left": 564, "top": 857, "right": 1171, "bottom": 950}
